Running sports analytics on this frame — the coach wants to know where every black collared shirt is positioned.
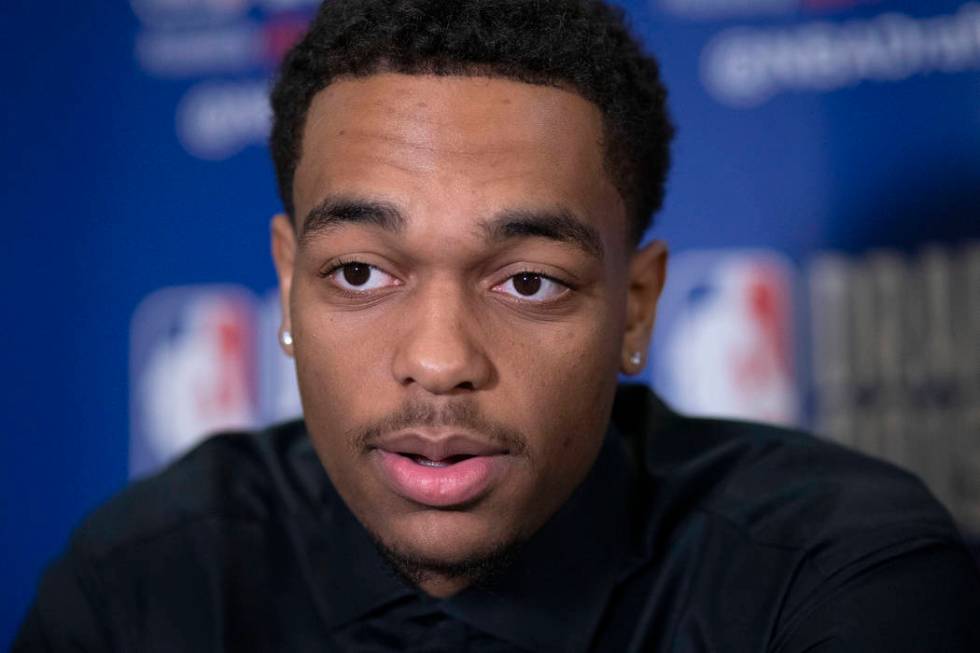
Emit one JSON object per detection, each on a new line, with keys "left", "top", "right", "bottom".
{"left": 15, "top": 386, "right": 980, "bottom": 651}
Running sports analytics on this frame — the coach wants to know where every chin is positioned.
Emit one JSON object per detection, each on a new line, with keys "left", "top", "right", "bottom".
{"left": 392, "top": 509, "right": 511, "bottom": 559}
{"left": 372, "top": 509, "right": 522, "bottom": 582}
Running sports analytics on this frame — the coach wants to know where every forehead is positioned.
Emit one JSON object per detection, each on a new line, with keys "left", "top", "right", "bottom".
{"left": 293, "top": 73, "right": 625, "bottom": 238}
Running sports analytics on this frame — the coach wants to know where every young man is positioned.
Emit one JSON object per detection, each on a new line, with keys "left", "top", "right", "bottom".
{"left": 17, "top": 0, "right": 980, "bottom": 650}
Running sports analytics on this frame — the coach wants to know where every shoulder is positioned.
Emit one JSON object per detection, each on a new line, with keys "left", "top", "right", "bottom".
{"left": 16, "top": 420, "right": 317, "bottom": 650}
{"left": 609, "top": 386, "right": 980, "bottom": 651}
{"left": 69, "top": 419, "right": 309, "bottom": 561}
{"left": 614, "top": 385, "right": 962, "bottom": 567}
{"left": 694, "top": 417, "right": 956, "bottom": 561}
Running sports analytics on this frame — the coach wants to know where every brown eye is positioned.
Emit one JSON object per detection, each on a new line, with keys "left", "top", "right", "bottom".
{"left": 326, "top": 261, "right": 400, "bottom": 293}
{"left": 492, "top": 271, "right": 568, "bottom": 303}
{"left": 512, "top": 273, "right": 542, "bottom": 296}
{"left": 342, "top": 263, "right": 371, "bottom": 286}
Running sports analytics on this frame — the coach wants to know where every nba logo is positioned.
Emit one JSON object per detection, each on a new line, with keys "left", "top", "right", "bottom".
{"left": 130, "top": 286, "right": 259, "bottom": 478}
{"left": 650, "top": 250, "right": 799, "bottom": 426}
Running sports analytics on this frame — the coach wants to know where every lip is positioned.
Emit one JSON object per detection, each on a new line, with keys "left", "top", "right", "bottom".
{"left": 371, "top": 431, "right": 512, "bottom": 507}
{"left": 376, "top": 431, "right": 511, "bottom": 460}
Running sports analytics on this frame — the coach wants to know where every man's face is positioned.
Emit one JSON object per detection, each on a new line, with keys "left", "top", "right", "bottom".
{"left": 272, "top": 73, "right": 665, "bottom": 596}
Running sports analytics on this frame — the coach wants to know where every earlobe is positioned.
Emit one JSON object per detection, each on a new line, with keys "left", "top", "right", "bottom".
{"left": 621, "top": 240, "right": 668, "bottom": 375}
{"left": 621, "top": 350, "right": 645, "bottom": 375}
{"left": 270, "top": 214, "right": 297, "bottom": 357}
{"left": 279, "top": 329, "right": 294, "bottom": 357}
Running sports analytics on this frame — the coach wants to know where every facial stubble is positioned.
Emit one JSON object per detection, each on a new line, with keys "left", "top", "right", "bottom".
{"left": 371, "top": 529, "right": 526, "bottom": 592}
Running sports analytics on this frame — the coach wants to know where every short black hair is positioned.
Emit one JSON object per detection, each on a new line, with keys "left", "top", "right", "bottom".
{"left": 270, "top": 0, "right": 674, "bottom": 243}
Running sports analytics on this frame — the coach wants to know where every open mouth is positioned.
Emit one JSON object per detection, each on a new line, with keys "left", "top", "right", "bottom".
{"left": 375, "top": 449, "right": 505, "bottom": 507}
{"left": 401, "top": 453, "right": 476, "bottom": 468}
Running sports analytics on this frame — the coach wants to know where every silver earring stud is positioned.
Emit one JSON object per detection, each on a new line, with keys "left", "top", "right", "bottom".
{"left": 280, "top": 330, "right": 293, "bottom": 347}
{"left": 629, "top": 352, "right": 643, "bottom": 367}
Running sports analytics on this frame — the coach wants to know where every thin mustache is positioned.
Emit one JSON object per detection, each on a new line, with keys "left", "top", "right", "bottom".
{"left": 350, "top": 400, "right": 529, "bottom": 458}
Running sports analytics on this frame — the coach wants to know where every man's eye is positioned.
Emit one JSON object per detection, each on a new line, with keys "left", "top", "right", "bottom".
{"left": 326, "top": 262, "right": 399, "bottom": 292}
{"left": 493, "top": 272, "right": 568, "bottom": 302}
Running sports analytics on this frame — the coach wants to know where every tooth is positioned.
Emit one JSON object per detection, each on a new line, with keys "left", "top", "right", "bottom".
{"left": 414, "top": 456, "right": 449, "bottom": 468}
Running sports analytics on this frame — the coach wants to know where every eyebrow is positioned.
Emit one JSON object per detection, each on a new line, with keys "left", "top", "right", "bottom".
{"left": 480, "top": 208, "right": 604, "bottom": 261}
{"left": 299, "top": 195, "right": 604, "bottom": 261}
{"left": 299, "top": 196, "right": 405, "bottom": 245}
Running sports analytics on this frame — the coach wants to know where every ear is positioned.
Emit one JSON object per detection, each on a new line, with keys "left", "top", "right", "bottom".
{"left": 270, "top": 213, "right": 297, "bottom": 357}
{"left": 621, "top": 240, "right": 668, "bottom": 375}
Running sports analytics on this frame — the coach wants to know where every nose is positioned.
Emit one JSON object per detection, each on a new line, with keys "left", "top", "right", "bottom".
{"left": 391, "top": 282, "right": 493, "bottom": 395}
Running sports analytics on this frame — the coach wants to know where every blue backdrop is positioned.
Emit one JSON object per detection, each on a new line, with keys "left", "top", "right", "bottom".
{"left": 4, "top": 0, "right": 979, "bottom": 644}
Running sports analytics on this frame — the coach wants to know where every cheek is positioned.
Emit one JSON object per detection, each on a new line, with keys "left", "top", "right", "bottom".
{"left": 516, "top": 293, "right": 624, "bottom": 380}
{"left": 493, "top": 310, "right": 623, "bottom": 456}
{"left": 290, "top": 292, "right": 394, "bottom": 438}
